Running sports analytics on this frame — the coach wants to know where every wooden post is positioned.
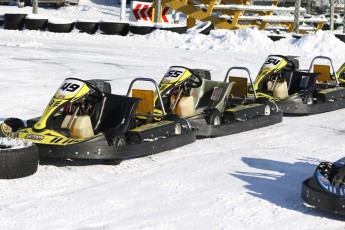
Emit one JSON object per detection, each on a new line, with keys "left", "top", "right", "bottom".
{"left": 330, "top": 0, "right": 334, "bottom": 30}
{"left": 343, "top": 1, "right": 345, "bottom": 33}
{"left": 33, "top": 0, "right": 38, "bottom": 14}
{"left": 154, "top": 0, "right": 162, "bottom": 23}
{"left": 120, "top": 0, "right": 126, "bottom": 21}
{"left": 293, "top": 0, "right": 301, "bottom": 33}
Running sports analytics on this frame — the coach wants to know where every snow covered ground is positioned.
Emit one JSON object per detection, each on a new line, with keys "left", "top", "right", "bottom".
{"left": 1, "top": 26, "right": 345, "bottom": 229}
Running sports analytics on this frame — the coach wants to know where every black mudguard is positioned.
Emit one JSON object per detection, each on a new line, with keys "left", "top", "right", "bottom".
{"left": 38, "top": 131, "right": 196, "bottom": 160}
{"left": 188, "top": 111, "right": 283, "bottom": 138}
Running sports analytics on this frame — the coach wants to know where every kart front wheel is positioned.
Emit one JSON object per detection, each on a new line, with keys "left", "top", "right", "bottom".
{"left": 207, "top": 109, "right": 222, "bottom": 126}
{"left": 304, "top": 92, "right": 314, "bottom": 105}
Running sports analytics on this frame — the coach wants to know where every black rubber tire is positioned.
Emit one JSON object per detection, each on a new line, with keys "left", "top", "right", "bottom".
{"left": 207, "top": 108, "right": 222, "bottom": 125}
{"left": 190, "top": 21, "right": 214, "bottom": 35}
{"left": 129, "top": 25, "right": 155, "bottom": 35}
{"left": 4, "top": 13, "right": 27, "bottom": 30}
{"left": 99, "top": 22, "right": 129, "bottom": 36}
{"left": 157, "top": 26, "right": 187, "bottom": 34}
{"left": 303, "top": 92, "right": 314, "bottom": 105}
{"left": 76, "top": 21, "right": 99, "bottom": 34}
{"left": 0, "top": 141, "right": 39, "bottom": 179}
{"left": 267, "top": 35, "right": 286, "bottom": 41}
{"left": 25, "top": 18, "right": 48, "bottom": 30}
{"left": 47, "top": 22, "right": 75, "bottom": 33}
{"left": 335, "top": 34, "right": 345, "bottom": 43}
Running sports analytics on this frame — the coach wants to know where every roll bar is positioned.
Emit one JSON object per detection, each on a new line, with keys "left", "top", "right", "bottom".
{"left": 223, "top": 67, "right": 257, "bottom": 99}
{"left": 126, "top": 77, "right": 166, "bottom": 115}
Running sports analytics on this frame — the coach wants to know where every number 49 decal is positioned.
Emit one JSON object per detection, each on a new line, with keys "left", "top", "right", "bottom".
{"left": 60, "top": 83, "right": 80, "bottom": 92}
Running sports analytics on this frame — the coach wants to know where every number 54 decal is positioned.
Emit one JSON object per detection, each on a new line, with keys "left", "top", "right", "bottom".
{"left": 265, "top": 58, "right": 281, "bottom": 65}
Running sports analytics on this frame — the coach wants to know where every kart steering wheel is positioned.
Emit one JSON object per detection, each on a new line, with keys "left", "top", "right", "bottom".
{"left": 85, "top": 81, "right": 104, "bottom": 101}
{"left": 186, "top": 73, "right": 203, "bottom": 88}
{"left": 273, "top": 55, "right": 296, "bottom": 70}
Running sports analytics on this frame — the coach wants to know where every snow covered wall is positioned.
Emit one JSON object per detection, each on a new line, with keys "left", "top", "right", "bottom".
{"left": 0, "top": 26, "right": 345, "bottom": 229}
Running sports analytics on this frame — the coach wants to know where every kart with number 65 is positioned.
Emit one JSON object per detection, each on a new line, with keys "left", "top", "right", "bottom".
{"left": 153, "top": 66, "right": 283, "bottom": 138}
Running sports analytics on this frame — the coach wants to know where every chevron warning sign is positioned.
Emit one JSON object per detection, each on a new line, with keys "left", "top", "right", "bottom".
{"left": 131, "top": 1, "right": 173, "bottom": 23}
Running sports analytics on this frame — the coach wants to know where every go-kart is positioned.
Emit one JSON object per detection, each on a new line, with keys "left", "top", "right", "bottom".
{"left": 302, "top": 158, "right": 345, "bottom": 215}
{"left": 0, "top": 78, "right": 195, "bottom": 164}
{"left": 155, "top": 66, "right": 283, "bottom": 138}
{"left": 253, "top": 55, "right": 345, "bottom": 115}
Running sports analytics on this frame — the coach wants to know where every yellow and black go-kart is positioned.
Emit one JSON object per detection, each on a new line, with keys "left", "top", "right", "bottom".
{"left": 155, "top": 66, "right": 283, "bottom": 138}
{"left": 0, "top": 78, "right": 195, "bottom": 164}
{"left": 302, "top": 157, "right": 345, "bottom": 215}
{"left": 253, "top": 55, "right": 345, "bottom": 115}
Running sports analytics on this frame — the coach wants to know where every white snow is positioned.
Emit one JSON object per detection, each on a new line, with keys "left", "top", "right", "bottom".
{"left": 0, "top": 137, "right": 32, "bottom": 149}
{"left": 0, "top": 14, "right": 345, "bottom": 230}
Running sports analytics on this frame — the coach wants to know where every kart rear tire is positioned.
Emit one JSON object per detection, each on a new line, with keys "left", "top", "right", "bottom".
{"left": 0, "top": 139, "right": 39, "bottom": 179}
{"left": 207, "top": 109, "right": 221, "bottom": 125}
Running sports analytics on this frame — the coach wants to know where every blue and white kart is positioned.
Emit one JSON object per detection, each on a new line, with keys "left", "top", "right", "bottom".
{"left": 302, "top": 157, "right": 345, "bottom": 215}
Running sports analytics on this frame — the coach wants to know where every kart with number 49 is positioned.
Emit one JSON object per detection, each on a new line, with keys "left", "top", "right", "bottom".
{"left": 0, "top": 77, "right": 196, "bottom": 164}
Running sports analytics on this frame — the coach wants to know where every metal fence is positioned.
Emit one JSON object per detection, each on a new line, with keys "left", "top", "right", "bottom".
{"left": 1, "top": 0, "right": 345, "bottom": 33}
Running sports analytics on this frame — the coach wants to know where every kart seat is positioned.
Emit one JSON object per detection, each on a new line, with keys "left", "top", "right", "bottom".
{"left": 288, "top": 71, "right": 319, "bottom": 95}
{"left": 91, "top": 94, "right": 140, "bottom": 133}
{"left": 193, "top": 79, "right": 234, "bottom": 112}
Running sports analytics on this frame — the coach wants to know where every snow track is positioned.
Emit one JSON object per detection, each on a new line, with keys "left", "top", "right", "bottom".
{"left": 1, "top": 28, "right": 345, "bottom": 229}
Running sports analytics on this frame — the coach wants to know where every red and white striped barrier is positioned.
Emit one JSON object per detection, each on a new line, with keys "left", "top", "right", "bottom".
{"left": 131, "top": 1, "right": 173, "bottom": 23}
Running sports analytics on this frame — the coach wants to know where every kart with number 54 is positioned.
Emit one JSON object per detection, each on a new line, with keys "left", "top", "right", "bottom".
{"left": 253, "top": 55, "right": 345, "bottom": 115}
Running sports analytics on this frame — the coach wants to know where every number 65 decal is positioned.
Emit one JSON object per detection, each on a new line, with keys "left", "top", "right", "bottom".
{"left": 164, "top": 70, "right": 183, "bottom": 78}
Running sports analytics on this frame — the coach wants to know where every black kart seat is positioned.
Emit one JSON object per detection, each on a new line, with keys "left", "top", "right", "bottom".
{"left": 288, "top": 71, "right": 319, "bottom": 95}
{"left": 91, "top": 94, "right": 140, "bottom": 133}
